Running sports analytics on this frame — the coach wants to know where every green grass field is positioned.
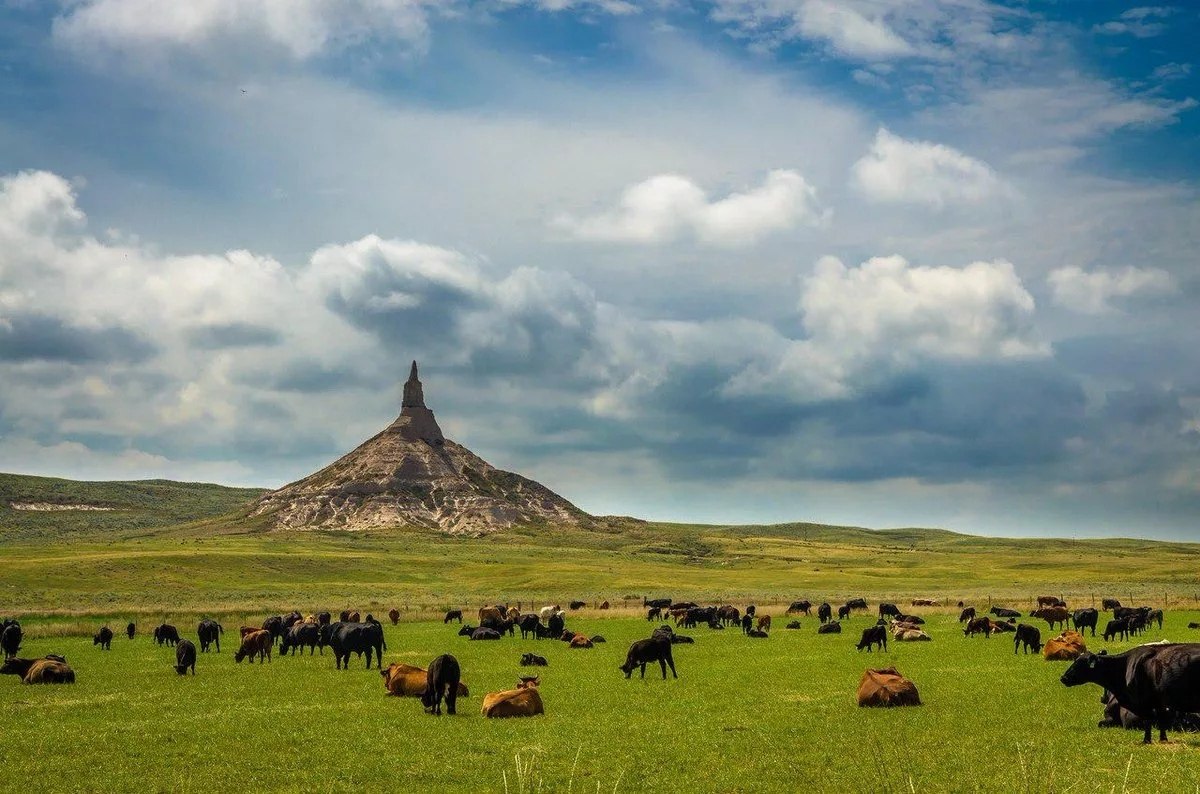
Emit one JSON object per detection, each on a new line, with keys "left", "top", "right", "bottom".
{"left": 5, "top": 613, "right": 1200, "bottom": 793}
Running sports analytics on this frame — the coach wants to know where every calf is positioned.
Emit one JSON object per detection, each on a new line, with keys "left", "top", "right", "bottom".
{"left": 1014, "top": 624, "right": 1042, "bottom": 654}
{"left": 569, "top": 601, "right": 586, "bottom": 610}
{"left": 422, "top": 654, "right": 461, "bottom": 715}
{"left": 756, "top": 615, "right": 771, "bottom": 633}
{"left": 389, "top": 609, "right": 400, "bottom": 625}
{"left": 747, "top": 629, "right": 769, "bottom": 638}
{"left": 93, "top": 626, "right": 113, "bottom": 651}
{"left": 856, "top": 625, "right": 887, "bottom": 652}
{"left": 443, "top": 609, "right": 463, "bottom": 624}
{"left": 620, "top": 638, "right": 677, "bottom": 679}
{"left": 1104, "top": 618, "right": 1130, "bottom": 642}
{"left": 740, "top": 614, "right": 753, "bottom": 635}
{"left": 471, "top": 628, "right": 502, "bottom": 641}
{"left": 234, "top": 630, "right": 273, "bottom": 664}
{"left": 647, "top": 606, "right": 662, "bottom": 622}
{"left": 174, "top": 639, "right": 197, "bottom": 675}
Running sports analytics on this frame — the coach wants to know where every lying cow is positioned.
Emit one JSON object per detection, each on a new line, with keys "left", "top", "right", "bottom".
{"left": 818, "top": 621, "right": 841, "bottom": 634}
{"left": 520, "top": 653, "right": 548, "bottom": 667}
{"left": 958, "top": 607, "right": 976, "bottom": 623}
{"left": 894, "top": 628, "right": 932, "bottom": 642}
{"left": 482, "top": 677, "right": 544, "bottom": 718}
{"left": 858, "top": 668, "right": 920, "bottom": 707}
{"left": 2, "top": 656, "right": 75, "bottom": 684}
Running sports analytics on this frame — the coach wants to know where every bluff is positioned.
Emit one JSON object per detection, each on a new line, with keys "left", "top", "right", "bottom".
{"left": 251, "top": 362, "right": 588, "bottom": 535}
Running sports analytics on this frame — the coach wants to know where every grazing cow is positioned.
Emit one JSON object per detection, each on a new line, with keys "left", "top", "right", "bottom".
{"left": 964, "top": 617, "right": 993, "bottom": 638}
{"left": 646, "top": 607, "right": 662, "bottom": 622}
{"left": 234, "top": 630, "right": 273, "bottom": 664}
{"left": 818, "top": 603, "right": 833, "bottom": 624}
{"left": 569, "top": 601, "right": 586, "bottom": 610}
{"left": 280, "top": 622, "right": 319, "bottom": 656}
{"left": 818, "top": 621, "right": 841, "bottom": 634}
{"left": 518, "top": 614, "right": 541, "bottom": 640}
{"left": 1061, "top": 644, "right": 1200, "bottom": 743}
{"left": 846, "top": 598, "right": 868, "bottom": 611}
{"left": 1072, "top": 608, "right": 1099, "bottom": 637}
{"left": 521, "top": 653, "right": 548, "bottom": 667}
{"left": 282, "top": 611, "right": 303, "bottom": 629}
{"left": 388, "top": 609, "right": 400, "bottom": 625}
{"left": 911, "top": 599, "right": 938, "bottom": 607}
{"left": 621, "top": 637, "right": 677, "bottom": 679}
{"left": 174, "top": 639, "right": 197, "bottom": 675}
{"left": 857, "top": 668, "right": 920, "bottom": 707}
{"left": 643, "top": 597, "right": 672, "bottom": 610}
{"left": 153, "top": 624, "right": 180, "bottom": 647}
{"left": 958, "top": 607, "right": 976, "bottom": 623}
{"left": 471, "top": 628, "right": 502, "bottom": 641}
{"left": 1031, "top": 606, "right": 1071, "bottom": 631}
{"left": 837, "top": 605, "right": 852, "bottom": 621}
{"left": 990, "top": 607, "right": 1021, "bottom": 618}
{"left": 1014, "top": 624, "right": 1042, "bottom": 654}
{"left": 1102, "top": 598, "right": 1122, "bottom": 611}
{"left": 756, "top": 615, "right": 772, "bottom": 633}
{"left": 443, "top": 610, "right": 463, "bottom": 624}
{"left": 570, "top": 635, "right": 594, "bottom": 649}
{"left": 786, "top": 601, "right": 811, "bottom": 616}
{"left": 1038, "top": 596, "right": 1066, "bottom": 608}
{"left": 482, "top": 678, "right": 544, "bottom": 718}
{"left": 422, "top": 654, "right": 462, "bottom": 715}
{"left": 197, "top": 619, "right": 223, "bottom": 653}
{"left": 93, "top": 626, "right": 113, "bottom": 651}
{"left": 1104, "top": 618, "right": 1131, "bottom": 642}
{"left": 879, "top": 603, "right": 901, "bottom": 619}
{"left": 786, "top": 621, "right": 802, "bottom": 629}
{"left": 857, "top": 625, "right": 888, "bottom": 652}
{"left": 328, "top": 622, "right": 386, "bottom": 669}
{"left": 1044, "top": 630, "right": 1088, "bottom": 661}
{"left": 126, "top": 622, "right": 136, "bottom": 640}
{"left": 716, "top": 605, "right": 740, "bottom": 626}
{"left": 740, "top": 614, "right": 753, "bottom": 635}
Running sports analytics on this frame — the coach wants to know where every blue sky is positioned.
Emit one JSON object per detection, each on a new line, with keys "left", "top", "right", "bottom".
{"left": 0, "top": 1, "right": 1197, "bottom": 539}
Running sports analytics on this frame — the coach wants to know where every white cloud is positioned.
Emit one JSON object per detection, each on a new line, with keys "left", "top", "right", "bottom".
{"left": 52, "top": 0, "right": 435, "bottom": 60}
{"left": 1048, "top": 266, "right": 1177, "bottom": 313}
{"left": 850, "top": 128, "right": 1009, "bottom": 208}
{"left": 554, "top": 169, "right": 828, "bottom": 245}
{"left": 1093, "top": 6, "right": 1173, "bottom": 38}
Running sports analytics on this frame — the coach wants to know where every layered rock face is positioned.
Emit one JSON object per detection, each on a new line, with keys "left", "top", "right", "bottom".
{"left": 251, "top": 363, "right": 587, "bottom": 535}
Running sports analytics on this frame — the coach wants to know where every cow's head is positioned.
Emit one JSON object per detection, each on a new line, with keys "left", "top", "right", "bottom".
{"left": 1060, "top": 653, "right": 1104, "bottom": 686}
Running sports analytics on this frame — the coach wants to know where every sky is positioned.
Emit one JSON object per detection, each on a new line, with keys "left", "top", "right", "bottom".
{"left": 0, "top": 1, "right": 1197, "bottom": 539}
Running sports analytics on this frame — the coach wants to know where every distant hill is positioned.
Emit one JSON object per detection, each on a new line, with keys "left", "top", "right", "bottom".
{"left": 0, "top": 472, "right": 265, "bottom": 540}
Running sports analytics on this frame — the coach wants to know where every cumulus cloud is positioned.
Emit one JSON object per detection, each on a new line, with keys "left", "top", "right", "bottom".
{"left": 1048, "top": 266, "right": 1177, "bottom": 313}
{"left": 1093, "top": 7, "right": 1173, "bottom": 38}
{"left": 851, "top": 128, "right": 1010, "bottom": 209}
{"left": 554, "top": 170, "right": 828, "bottom": 245}
{"left": 52, "top": 0, "right": 435, "bottom": 60}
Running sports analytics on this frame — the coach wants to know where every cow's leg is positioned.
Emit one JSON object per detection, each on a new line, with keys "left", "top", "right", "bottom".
{"left": 667, "top": 656, "right": 677, "bottom": 679}
{"left": 1159, "top": 709, "right": 1171, "bottom": 742}
{"left": 640, "top": 662, "right": 646, "bottom": 679}
{"left": 447, "top": 687, "right": 457, "bottom": 715}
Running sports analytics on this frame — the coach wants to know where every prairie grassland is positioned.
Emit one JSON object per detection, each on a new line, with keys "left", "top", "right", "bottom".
{"left": 4, "top": 613, "right": 1200, "bottom": 793}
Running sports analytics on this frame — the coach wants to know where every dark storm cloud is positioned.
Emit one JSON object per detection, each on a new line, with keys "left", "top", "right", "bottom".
{"left": 242, "top": 358, "right": 389, "bottom": 394}
{"left": 185, "top": 322, "right": 283, "bottom": 350}
{"left": 0, "top": 313, "right": 156, "bottom": 363}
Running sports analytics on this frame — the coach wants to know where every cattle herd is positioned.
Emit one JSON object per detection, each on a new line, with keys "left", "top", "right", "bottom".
{"left": 2, "top": 594, "right": 1199, "bottom": 739}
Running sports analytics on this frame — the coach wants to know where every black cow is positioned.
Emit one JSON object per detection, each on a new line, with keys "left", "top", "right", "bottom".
{"left": 548, "top": 613, "right": 565, "bottom": 637}
{"left": 786, "top": 620, "right": 802, "bottom": 629}
{"left": 282, "top": 611, "right": 303, "bottom": 629}
{"left": 174, "top": 639, "right": 197, "bottom": 676}
{"left": 651, "top": 625, "right": 674, "bottom": 642}
{"left": 93, "top": 626, "right": 113, "bottom": 650}
{"left": 1104, "top": 618, "right": 1130, "bottom": 642}
{"left": 281, "top": 622, "right": 319, "bottom": 656}
{"left": 620, "top": 638, "right": 677, "bottom": 679}
{"left": 197, "top": 620, "right": 223, "bottom": 653}
{"left": 261, "top": 616, "right": 285, "bottom": 645}
{"left": 1148, "top": 609, "right": 1165, "bottom": 630}
{"left": 837, "top": 604, "right": 852, "bottom": 621}
{"left": 879, "top": 603, "right": 901, "bottom": 619}
{"left": 856, "top": 625, "right": 887, "bottom": 652}
{"left": 670, "top": 634, "right": 693, "bottom": 644}
{"left": 422, "top": 654, "right": 461, "bottom": 715}
{"left": 740, "top": 614, "right": 753, "bottom": 635}
{"left": 818, "top": 621, "right": 841, "bottom": 634}
{"left": 990, "top": 607, "right": 1021, "bottom": 618}
{"left": 786, "top": 600, "right": 812, "bottom": 616}
{"left": 457, "top": 625, "right": 476, "bottom": 637}
{"left": 1062, "top": 644, "right": 1200, "bottom": 743}
{"left": 747, "top": 629, "right": 768, "bottom": 638}
{"left": 521, "top": 653, "right": 548, "bottom": 666}
{"left": 154, "top": 624, "right": 179, "bottom": 647}
{"left": 745, "top": 605, "right": 756, "bottom": 618}
{"left": 895, "top": 614, "right": 926, "bottom": 625}
{"left": 1072, "top": 608, "right": 1099, "bottom": 637}
{"left": 646, "top": 607, "right": 662, "bottom": 622}
{"left": 471, "top": 628, "right": 502, "bottom": 641}
{"left": 818, "top": 603, "right": 833, "bottom": 624}
{"left": 316, "top": 612, "right": 331, "bottom": 626}
{"left": 683, "top": 607, "right": 716, "bottom": 629}
{"left": 328, "top": 622, "right": 386, "bottom": 669}
{"left": 569, "top": 601, "right": 586, "bottom": 610}
{"left": 1014, "top": 624, "right": 1042, "bottom": 654}
{"left": 443, "top": 609, "right": 463, "bottom": 624}
{"left": 958, "top": 607, "right": 976, "bottom": 623}
{"left": 518, "top": 614, "right": 541, "bottom": 639}
{"left": 1102, "top": 599, "right": 1122, "bottom": 611}
{"left": 846, "top": 598, "right": 868, "bottom": 611}
{"left": 643, "top": 597, "right": 672, "bottom": 609}
{"left": 126, "top": 622, "right": 136, "bottom": 640}
{"left": 4, "top": 623, "right": 25, "bottom": 659}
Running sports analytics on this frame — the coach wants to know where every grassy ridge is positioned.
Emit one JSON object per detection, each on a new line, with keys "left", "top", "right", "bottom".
{"left": 5, "top": 614, "right": 1200, "bottom": 792}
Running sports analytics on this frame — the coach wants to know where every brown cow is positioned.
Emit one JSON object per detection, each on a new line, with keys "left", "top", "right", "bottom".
{"left": 757, "top": 615, "right": 772, "bottom": 633}
{"left": 25, "top": 658, "right": 76, "bottom": 684}
{"left": 911, "top": 599, "right": 938, "bottom": 606}
{"left": 1031, "top": 606, "right": 1071, "bottom": 631}
{"left": 506, "top": 607, "right": 521, "bottom": 622}
{"left": 569, "top": 635, "right": 594, "bottom": 649}
{"left": 482, "top": 678, "right": 545, "bottom": 718}
{"left": 239, "top": 626, "right": 259, "bottom": 638}
{"left": 234, "top": 630, "right": 272, "bottom": 664}
{"left": 479, "top": 606, "right": 503, "bottom": 624}
{"left": 857, "top": 668, "right": 920, "bottom": 707}
{"left": 1043, "top": 630, "right": 1087, "bottom": 661}
{"left": 380, "top": 663, "right": 468, "bottom": 698}
{"left": 964, "top": 617, "right": 992, "bottom": 638}
{"left": 1037, "top": 595, "right": 1065, "bottom": 608}
{"left": 599, "top": 600, "right": 610, "bottom": 610}
{"left": 388, "top": 609, "right": 400, "bottom": 626}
